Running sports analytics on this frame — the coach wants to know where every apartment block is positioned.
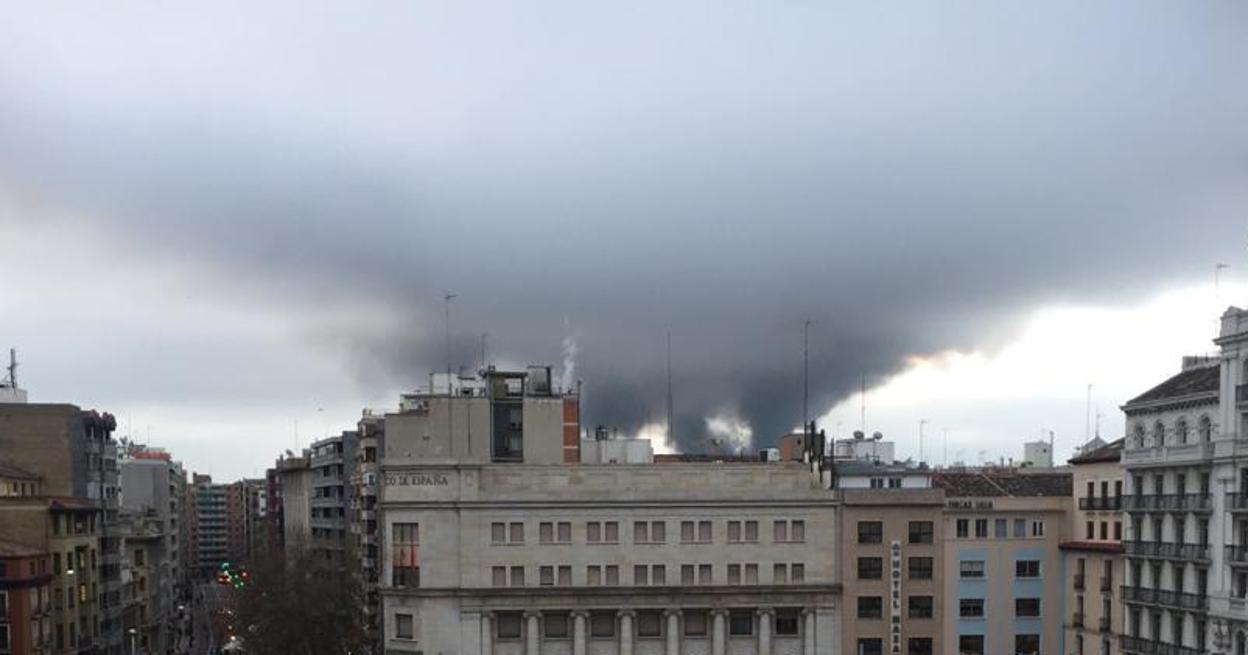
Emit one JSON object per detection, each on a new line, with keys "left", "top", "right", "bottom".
{"left": 379, "top": 367, "right": 841, "bottom": 655}
{"left": 309, "top": 431, "right": 357, "bottom": 562}
{"left": 187, "top": 475, "right": 227, "bottom": 576}
{"left": 1061, "top": 438, "right": 1124, "bottom": 655}
{"left": 933, "top": 471, "right": 1072, "bottom": 655}
{"left": 351, "top": 411, "right": 384, "bottom": 649}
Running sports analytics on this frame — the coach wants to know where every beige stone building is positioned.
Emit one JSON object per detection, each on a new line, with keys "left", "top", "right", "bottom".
{"left": 835, "top": 462, "right": 944, "bottom": 655}
{"left": 378, "top": 367, "right": 842, "bottom": 655}
{"left": 932, "top": 471, "right": 1072, "bottom": 655}
{"left": 1060, "top": 438, "right": 1124, "bottom": 655}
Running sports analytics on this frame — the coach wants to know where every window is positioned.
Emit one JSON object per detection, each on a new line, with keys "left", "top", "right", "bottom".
{"left": 636, "top": 521, "right": 649, "bottom": 543}
{"left": 698, "top": 564, "right": 712, "bottom": 584}
{"left": 653, "top": 564, "right": 666, "bottom": 585}
{"left": 1015, "top": 634, "right": 1040, "bottom": 655}
{"left": 510, "top": 566, "right": 525, "bottom": 587}
{"left": 491, "top": 522, "right": 506, "bottom": 544}
{"left": 558, "top": 565, "right": 572, "bottom": 585}
{"left": 974, "top": 519, "right": 988, "bottom": 538}
{"left": 540, "top": 522, "right": 554, "bottom": 543}
{"left": 1114, "top": 522, "right": 1122, "bottom": 541}
{"left": 995, "top": 519, "right": 1007, "bottom": 538}
{"left": 745, "top": 563, "right": 759, "bottom": 584}
{"left": 638, "top": 611, "right": 663, "bottom": 638}
{"left": 858, "top": 638, "right": 883, "bottom": 655}
{"left": 393, "top": 522, "right": 420, "bottom": 587}
{"left": 959, "top": 560, "right": 985, "bottom": 579}
{"left": 727, "top": 564, "right": 741, "bottom": 584}
{"left": 1015, "top": 598, "right": 1040, "bottom": 617}
{"left": 774, "top": 563, "right": 788, "bottom": 584}
{"left": 540, "top": 566, "right": 554, "bottom": 586}
{"left": 859, "top": 521, "right": 883, "bottom": 544}
{"left": 729, "top": 610, "right": 753, "bottom": 636}
{"left": 1086, "top": 521, "right": 1094, "bottom": 540}
{"left": 605, "top": 522, "right": 619, "bottom": 542}
{"left": 682, "top": 521, "right": 695, "bottom": 543}
{"left": 684, "top": 611, "right": 708, "bottom": 636}
{"left": 558, "top": 521, "right": 572, "bottom": 542}
{"left": 909, "top": 557, "right": 934, "bottom": 580}
{"left": 960, "top": 598, "right": 984, "bottom": 618}
{"left": 395, "top": 613, "right": 415, "bottom": 640}
{"left": 588, "top": 522, "right": 602, "bottom": 543}
{"left": 888, "top": 478, "right": 902, "bottom": 488}
{"left": 510, "top": 522, "right": 524, "bottom": 543}
{"left": 587, "top": 565, "right": 601, "bottom": 585}
{"left": 605, "top": 565, "right": 619, "bottom": 585}
{"left": 590, "top": 612, "right": 615, "bottom": 638}
{"left": 774, "top": 520, "right": 788, "bottom": 542}
{"left": 728, "top": 521, "right": 741, "bottom": 542}
{"left": 496, "top": 613, "right": 522, "bottom": 640}
{"left": 1031, "top": 520, "right": 1045, "bottom": 537}
{"left": 634, "top": 521, "right": 663, "bottom": 543}
{"left": 698, "top": 521, "right": 712, "bottom": 543}
{"left": 956, "top": 519, "right": 969, "bottom": 538}
{"left": 544, "top": 613, "right": 569, "bottom": 639}
{"left": 909, "top": 521, "right": 934, "bottom": 544}
{"left": 791, "top": 563, "right": 804, "bottom": 582}
{"left": 1176, "top": 419, "right": 1188, "bottom": 443}
{"left": 745, "top": 520, "right": 759, "bottom": 542}
{"left": 1016, "top": 560, "right": 1040, "bottom": 578}
{"left": 791, "top": 520, "right": 805, "bottom": 541}
{"left": 1199, "top": 416, "right": 1212, "bottom": 442}
{"left": 775, "top": 609, "right": 800, "bottom": 636}
{"left": 908, "top": 638, "right": 933, "bottom": 655}
{"left": 680, "top": 565, "right": 694, "bottom": 585}
{"left": 858, "top": 596, "right": 884, "bottom": 619}
{"left": 908, "top": 595, "right": 933, "bottom": 619}
{"left": 858, "top": 557, "right": 883, "bottom": 579}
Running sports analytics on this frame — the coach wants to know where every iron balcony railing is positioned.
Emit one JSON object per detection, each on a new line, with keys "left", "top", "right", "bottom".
{"left": 1226, "top": 545, "right": 1248, "bottom": 566}
{"left": 1080, "top": 496, "right": 1123, "bottom": 510}
{"left": 1099, "top": 616, "right": 1112, "bottom": 633}
{"left": 1237, "top": 383, "right": 1248, "bottom": 404}
{"left": 1101, "top": 576, "right": 1114, "bottom": 592}
{"left": 1227, "top": 493, "right": 1248, "bottom": 512}
{"left": 1121, "top": 586, "right": 1208, "bottom": 611}
{"left": 1122, "top": 541, "right": 1210, "bottom": 562}
{"left": 1121, "top": 635, "right": 1205, "bottom": 655}
{"left": 1072, "top": 612, "right": 1085, "bottom": 628}
{"left": 1122, "top": 494, "right": 1212, "bottom": 512}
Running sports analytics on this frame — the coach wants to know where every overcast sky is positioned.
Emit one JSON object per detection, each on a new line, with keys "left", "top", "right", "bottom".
{"left": 2, "top": 1, "right": 1246, "bottom": 479}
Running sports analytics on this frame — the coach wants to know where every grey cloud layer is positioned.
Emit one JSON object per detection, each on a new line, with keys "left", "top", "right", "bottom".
{"left": 2, "top": 1, "right": 1246, "bottom": 450}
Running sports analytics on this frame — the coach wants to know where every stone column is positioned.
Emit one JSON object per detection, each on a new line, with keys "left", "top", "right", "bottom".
{"left": 711, "top": 610, "right": 727, "bottom": 655}
{"left": 802, "top": 609, "right": 815, "bottom": 655}
{"left": 526, "top": 612, "right": 541, "bottom": 655}
{"left": 619, "top": 611, "right": 636, "bottom": 655}
{"left": 664, "top": 610, "right": 681, "bottom": 655}
{"left": 481, "top": 613, "right": 494, "bottom": 655}
{"left": 756, "top": 609, "right": 773, "bottom": 655}
{"left": 572, "top": 612, "right": 588, "bottom": 655}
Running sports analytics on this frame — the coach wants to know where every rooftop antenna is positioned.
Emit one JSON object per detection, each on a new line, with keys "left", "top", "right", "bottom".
{"left": 860, "top": 373, "right": 867, "bottom": 434}
{"left": 919, "top": 419, "right": 928, "bottom": 464}
{"left": 480, "top": 333, "right": 488, "bottom": 371}
{"left": 2, "top": 348, "right": 16, "bottom": 388}
{"left": 1216, "top": 263, "right": 1229, "bottom": 304}
{"left": 666, "top": 331, "right": 674, "bottom": 447}
{"left": 1095, "top": 407, "right": 1103, "bottom": 439}
{"left": 802, "top": 320, "right": 812, "bottom": 437}
{"left": 444, "top": 291, "right": 457, "bottom": 447}
{"left": 943, "top": 427, "right": 949, "bottom": 468}
{"left": 1084, "top": 383, "right": 1092, "bottom": 444}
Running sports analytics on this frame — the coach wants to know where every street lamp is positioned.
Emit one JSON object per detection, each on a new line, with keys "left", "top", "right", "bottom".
{"left": 127, "top": 627, "right": 138, "bottom": 655}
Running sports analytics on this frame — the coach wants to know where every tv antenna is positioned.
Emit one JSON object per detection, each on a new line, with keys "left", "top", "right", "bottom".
{"left": 2, "top": 348, "right": 16, "bottom": 388}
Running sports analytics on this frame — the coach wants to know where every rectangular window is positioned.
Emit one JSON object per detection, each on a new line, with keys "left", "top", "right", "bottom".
{"left": 956, "top": 519, "right": 969, "bottom": 538}
{"left": 1100, "top": 522, "right": 1108, "bottom": 540}
{"left": 908, "top": 595, "right": 933, "bottom": 619}
{"left": 858, "top": 638, "right": 883, "bottom": 655}
{"left": 1114, "top": 522, "right": 1122, "bottom": 541}
{"left": 636, "top": 564, "right": 651, "bottom": 585}
{"left": 557, "top": 521, "right": 572, "bottom": 542}
{"left": 681, "top": 565, "right": 694, "bottom": 585}
{"left": 587, "top": 565, "right": 601, "bottom": 585}
{"left": 591, "top": 612, "right": 615, "bottom": 638}
{"left": 859, "top": 521, "right": 883, "bottom": 544}
{"left": 1015, "top": 560, "right": 1040, "bottom": 578}
{"left": 540, "top": 522, "right": 554, "bottom": 543}
{"left": 681, "top": 521, "right": 695, "bottom": 543}
{"left": 698, "top": 564, "right": 712, "bottom": 584}
{"left": 774, "top": 563, "right": 788, "bottom": 584}
{"left": 858, "top": 596, "right": 884, "bottom": 619}
{"left": 974, "top": 519, "right": 988, "bottom": 538}
{"left": 994, "top": 519, "right": 1007, "bottom": 538}
{"left": 774, "top": 520, "right": 788, "bottom": 542}
{"left": 605, "top": 565, "right": 619, "bottom": 585}
{"left": 638, "top": 611, "right": 663, "bottom": 638}
{"left": 1015, "top": 634, "right": 1040, "bottom": 655}
{"left": 497, "top": 613, "right": 522, "bottom": 640}
{"left": 775, "top": 609, "right": 800, "bottom": 636}
{"left": 540, "top": 565, "right": 554, "bottom": 586}
{"left": 959, "top": 635, "right": 985, "bottom": 655}
{"left": 1015, "top": 598, "right": 1041, "bottom": 617}
{"left": 395, "top": 613, "right": 414, "bottom": 640}
{"left": 909, "top": 557, "right": 934, "bottom": 580}
{"left": 1014, "top": 518, "right": 1026, "bottom": 537}
{"left": 728, "top": 521, "right": 742, "bottom": 542}
{"left": 745, "top": 563, "right": 758, "bottom": 584}
{"left": 791, "top": 520, "right": 805, "bottom": 542}
{"left": 791, "top": 563, "right": 804, "bottom": 583}
{"left": 1086, "top": 521, "right": 1094, "bottom": 540}
{"left": 653, "top": 565, "right": 666, "bottom": 585}
{"left": 909, "top": 521, "right": 934, "bottom": 544}
{"left": 908, "top": 637, "right": 933, "bottom": 655}
{"left": 651, "top": 521, "right": 665, "bottom": 543}
{"left": 684, "top": 611, "right": 708, "bottom": 636}
{"left": 558, "top": 565, "right": 572, "bottom": 586}
{"left": 492, "top": 522, "right": 507, "bottom": 544}
{"left": 635, "top": 521, "right": 649, "bottom": 543}
{"left": 745, "top": 520, "right": 759, "bottom": 542}
{"left": 698, "top": 521, "right": 712, "bottom": 543}
{"left": 588, "top": 522, "right": 602, "bottom": 543}
{"left": 1031, "top": 520, "right": 1045, "bottom": 537}
{"left": 959, "top": 560, "right": 985, "bottom": 579}
{"left": 729, "top": 611, "right": 753, "bottom": 636}
{"left": 858, "top": 557, "right": 883, "bottom": 579}
{"left": 510, "top": 566, "right": 525, "bottom": 587}
{"left": 605, "top": 521, "right": 619, "bottom": 542}
{"left": 544, "top": 613, "right": 569, "bottom": 639}
{"left": 509, "top": 522, "right": 524, "bottom": 543}
{"left": 492, "top": 566, "right": 506, "bottom": 587}
{"left": 959, "top": 598, "right": 985, "bottom": 618}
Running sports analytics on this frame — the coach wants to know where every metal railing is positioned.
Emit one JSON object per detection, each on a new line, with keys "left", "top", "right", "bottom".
{"left": 1121, "top": 586, "right": 1208, "bottom": 611}
{"left": 1226, "top": 545, "right": 1248, "bottom": 566}
{"left": 1080, "top": 496, "right": 1123, "bottom": 510}
{"left": 1122, "top": 494, "right": 1212, "bottom": 512}
{"left": 1122, "top": 541, "right": 1210, "bottom": 562}
{"left": 1227, "top": 493, "right": 1248, "bottom": 511}
{"left": 1101, "top": 576, "right": 1114, "bottom": 592}
{"left": 1099, "top": 616, "right": 1112, "bottom": 632}
{"left": 1074, "top": 573, "right": 1086, "bottom": 590}
{"left": 1120, "top": 635, "right": 1204, "bottom": 655}
{"left": 1072, "top": 612, "right": 1084, "bottom": 628}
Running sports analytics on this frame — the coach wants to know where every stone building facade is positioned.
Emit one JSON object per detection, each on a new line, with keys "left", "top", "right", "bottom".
{"left": 1060, "top": 439, "right": 1124, "bottom": 655}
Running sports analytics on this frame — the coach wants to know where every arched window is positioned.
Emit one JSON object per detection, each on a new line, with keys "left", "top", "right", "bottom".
{"left": 1199, "top": 416, "right": 1213, "bottom": 442}
{"left": 1175, "top": 418, "right": 1188, "bottom": 444}
{"left": 1134, "top": 424, "right": 1146, "bottom": 449}
{"left": 1153, "top": 421, "right": 1166, "bottom": 447}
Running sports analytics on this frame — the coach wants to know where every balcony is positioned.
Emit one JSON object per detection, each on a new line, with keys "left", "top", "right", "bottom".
{"left": 1100, "top": 576, "right": 1114, "bottom": 592}
{"left": 1120, "top": 635, "right": 1205, "bottom": 655}
{"left": 1226, "top": 545, "right": 1248, "bottom": 567}
{"left": 1099, "top": 616, "right": 1112, "bottom": 633}
{"left": 1074, "top": 574, "right": 1086, "bottom": 590}
{"left": 1122, "top": 494, "right": 1212, "bottom": 513}
{"left": 1122, "top": 541, "right": 1210, "bottom": 562}
{"left": 1080, "top": 496, "right": 1123, "bottom": 511}
{"left": 1122, "top": 442, "right": 1214, "bottom": 468}
{"left": 1227, "top": 493, "right": 1248, "bottom": 512}
{"left": 1071, "top": 612, "right": 1085, "bottom": 628}
{"left": 1237, "top": 383, "right": 1248, "bottom": 405}
{"left": 1121, "top": 586, "right": 1208, "bottom": 611}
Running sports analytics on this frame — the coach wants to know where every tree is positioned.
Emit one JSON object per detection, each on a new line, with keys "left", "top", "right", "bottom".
{"left": 228, "top": 542, "right": 366, "bottom": 655}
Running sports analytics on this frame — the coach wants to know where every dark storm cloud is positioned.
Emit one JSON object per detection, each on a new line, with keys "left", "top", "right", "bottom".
{"left": 2, "top": 1, "right": 1246, "bottom": 450}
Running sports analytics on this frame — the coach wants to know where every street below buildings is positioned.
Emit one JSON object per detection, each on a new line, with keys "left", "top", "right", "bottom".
{"left": 189, "top": 582, "right": 228, "bottom": 655}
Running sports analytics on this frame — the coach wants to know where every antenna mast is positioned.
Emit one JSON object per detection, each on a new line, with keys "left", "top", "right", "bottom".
{"left": 3, "top": 348, "right": 16, "bottom": 388}
{"left": 666, "top": 331, "right": 674, "bottom": 446}
{"left": 1085, "top": 383, "right": 1092, "bottom": 444}
{"left": 803, "top": 320, "right": 811, "bottom": 437}
{"left": 860, "top": 373, "right": 867, "bottom": 433}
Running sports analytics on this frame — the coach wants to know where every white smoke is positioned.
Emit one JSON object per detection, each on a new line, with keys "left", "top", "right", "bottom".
{"left": 704, "top": 413, "right": 754, "bottom": 454}
{"left": 559, "top": 329, "right": 578, "bottom": 392}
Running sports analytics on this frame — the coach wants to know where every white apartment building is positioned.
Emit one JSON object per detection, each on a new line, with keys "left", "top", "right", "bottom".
{"left": 1119, "top": 306, "right": 1248, "bottom": 655}
{"left": 379, "top": 367, "right": 841, "bottom": 655}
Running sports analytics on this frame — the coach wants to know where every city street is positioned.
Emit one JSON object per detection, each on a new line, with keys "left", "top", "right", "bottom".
{"left": 190, "top": 582, "right": 228, "bottom": 655}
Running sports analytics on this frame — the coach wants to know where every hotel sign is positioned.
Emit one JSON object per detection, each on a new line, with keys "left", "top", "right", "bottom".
{"left": 890, "top": 540, "right": 902, "bottom": 654}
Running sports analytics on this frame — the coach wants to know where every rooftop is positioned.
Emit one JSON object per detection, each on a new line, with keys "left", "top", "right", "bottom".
{"left": 1068, "top": 437, "right": 1125, "bottom": 465}
{"left": 1124, "top": 364, "right": 1219, "bottom": 406}
{"left": 932, "top": 470, "right": 1072, "bottom": 498}
{"left": 833, "top": 460, "right": 929, "bottom": 476}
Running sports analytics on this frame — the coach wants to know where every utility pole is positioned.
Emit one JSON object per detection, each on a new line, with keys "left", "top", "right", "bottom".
{"left": 803, "top": 320, "right": 812, "bottom": 436}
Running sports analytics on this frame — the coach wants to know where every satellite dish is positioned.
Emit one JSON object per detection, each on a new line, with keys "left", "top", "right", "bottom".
{"left": 872, "top": 432, "right": 883, "bottom": 441}
{"left": 853, "top": 431, "right": 865, "bottom": 440}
